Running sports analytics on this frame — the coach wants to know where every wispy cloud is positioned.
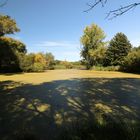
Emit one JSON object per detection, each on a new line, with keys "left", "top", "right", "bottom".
{"left": 35, "top": 41, "right": 80, "bottom": 48}
{"left": 30, "top": 40, "right": 81, "bottom": 61}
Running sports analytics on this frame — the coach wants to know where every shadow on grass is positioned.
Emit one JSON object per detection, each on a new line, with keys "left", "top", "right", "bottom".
{"left": 0, "top": 72, "right": 24, "bottom": 76}
{"left": 0, "top": 78, "right": 140, "bottom": 140}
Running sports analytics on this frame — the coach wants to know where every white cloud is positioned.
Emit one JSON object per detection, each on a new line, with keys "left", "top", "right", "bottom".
{"left": 35, "top": 41, "right": 80, "bottom": 48}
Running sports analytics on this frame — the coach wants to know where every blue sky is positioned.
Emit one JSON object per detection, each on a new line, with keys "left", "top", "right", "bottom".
{"left": 1, "top": 0, "right": 140, "bottom": 61}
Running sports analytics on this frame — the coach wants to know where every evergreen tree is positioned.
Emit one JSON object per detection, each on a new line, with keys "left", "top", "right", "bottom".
{"left": 104, "top": 33, "right": 132, "bottom": 66}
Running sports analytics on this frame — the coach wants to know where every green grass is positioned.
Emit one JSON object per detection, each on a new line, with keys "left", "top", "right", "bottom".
{"left": 92, "top": 66, "right": 120, "bottom": 71}
{"left": 0, "top": 70, "right": 140, "bottom": 140}
{"left": 54, "top": 64, "right": 85, "bottom": 70}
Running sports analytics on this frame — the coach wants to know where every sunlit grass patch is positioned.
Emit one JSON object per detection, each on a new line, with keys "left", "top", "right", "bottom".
{"left": 95, "top": 103, "right": 112, "bottom": 114}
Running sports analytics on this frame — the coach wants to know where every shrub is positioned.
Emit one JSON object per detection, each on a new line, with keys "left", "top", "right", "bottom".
{"left": 20, "top": 53, "right": 46, "bottom": 72}
{"left": 120, "top": 50, "right": 140, "bottom": 73}
{"left": 19, "top": 53, "right": 35, "bottom": 72}
{"left": 33, "top": 62, "right": 45, "bottom": 72}
{"left": 60, "top": 61, "right": 73, "bottom": 69}
{"left": 45, "top": 52, "right": 55, "bottom": 70}
{"left": 93, "top": 66, "right": 120, "bottom": 71}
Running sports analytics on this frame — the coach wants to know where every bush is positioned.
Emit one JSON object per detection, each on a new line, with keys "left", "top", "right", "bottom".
{"left": 33, "top": 62, "right": 45, "bottom": 72}
{"left": 19, "top": 54, "right": 35, "bottom": 72}
{"left": 20, "top": 53, "right": 46, "bottom": 72}
{"left": 120, "top": 50, "right": 140, "bottom": 73}
{"left": 46, "top": 52, "right": 55, "bottom": 70}
{"left": 60, "top": 61, "right": 73, "bottom": 69}
{"left": 65, "top": 63, "right": 73, "bottom": 69}
{"left": 93, "top": 66, "right": 120, "bottom": 71}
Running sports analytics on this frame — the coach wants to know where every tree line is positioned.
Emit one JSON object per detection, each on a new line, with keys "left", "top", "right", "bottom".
{"left": 80, "top": 23, "right": 140, "bottom": 73}
{"left": 0, "top": 15, "right": 55, "bottom": 72}
{"left": 0, "top": 14, "right": 140, "bottom": 73}
{"left": 0, "top": 14, "right": 82, "bottom": 72}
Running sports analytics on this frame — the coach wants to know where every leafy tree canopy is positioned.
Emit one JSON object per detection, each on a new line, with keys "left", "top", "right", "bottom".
{"left": 80, "top": 23, "right": 106, "bottom": 69}
{"left": 0, "top": 15, "right": 20, "bottom": 36}
{"left": 45, "top": 52, "right": 55, "bottom": 69}
{"left": 0, "top": 37, "right": 26, "bottom": 72}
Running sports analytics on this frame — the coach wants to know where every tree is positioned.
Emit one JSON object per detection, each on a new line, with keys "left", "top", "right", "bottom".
{"left": 104, "top": 33, "right": 132, "bottom": 66}
{"left": 0, "top": 15, "right": 20, "bottom": 36}
{"left": 45, "top": 52, "right": 55, "bottom": 69}
{"left": 19, "top": 53, "right": 35, "bottom": 72}
{"left": 80, "top": 23, "right": 106, "bottom": 69}
{"left": 0, "top": 14, "right": 26, "bottom": 72}
{"left": 20, "top": 53, "right": 46, "bottom": 72}
{"left": 34, "top": 53, "right": 46, "bottom": 71}
{"left": 0, "top": 37, "right": 26, "bottom": 72}
{"left": 34, "top": 53, "right": 46, "bottom": 65}
{"left": 85, "top": 0, "right": 140, "bottom": 19}
{"left": 89, "top": 46, "right": 107, "bottom": 66}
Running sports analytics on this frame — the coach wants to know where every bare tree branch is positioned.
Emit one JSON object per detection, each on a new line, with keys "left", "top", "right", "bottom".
{"left": 84, "top": 0, "right": 107, "bottom": 12}
{"left": 84, "top": 0, "right": 140, "bottom": 19}
{"left": 106, "top": 2, "right": 140, "bottom": 19}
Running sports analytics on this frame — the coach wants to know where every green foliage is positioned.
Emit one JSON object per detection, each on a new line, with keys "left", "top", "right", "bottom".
{"left": 104, "top": 33, "right": 132, "bottom": 66}
{"left": 61, "top": 61, "right": 73, "bottom": 69}
{"left": 54, "top": 60, "right": 85, "bottom": 70}
{"left": 132, "top": 46, "right": 140, "bottom": 51}
{"left": 33, "top": 62, "right": 45, "bottom": 72}
{"left": 121, "top": 50, "right": 140, "bottom": 73}
{"left": 20, "top": 53, "right": 46, "bottom": 72}
{"left": 93, "top": 66, "right": 120, "bottom": 71}
{"left": 89, "top": 46, "right": 107, "bottom": 66}
{"left": 0, "top": 15, "right": 20, "bottom": 36}
{"left": 54, "top": 64, "right": 66, "bottom": 69}
{"left": 33, "top": 53, "right": 46, "bottom": 71}
{"left": 80, "top": 23, "right": 106, "bottom": 69}
{"left": 0, "top": 37, "right": 26, "bottom": 72}
{"left": 45, "top": 52, "right": 55, "bottom": 69}
{"left": 19, "top": 53, "right": 35, "bottom": 72}
{"left": 71, "top": 61, "right": 85, "bottom": 69}
{"left": 54, "top": 60, "right": 61, "bottom": 65}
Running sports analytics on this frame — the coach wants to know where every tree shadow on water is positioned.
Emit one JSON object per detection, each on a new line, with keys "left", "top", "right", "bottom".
{"left": 0, "top": 78, "right": 140, "bottom": 140}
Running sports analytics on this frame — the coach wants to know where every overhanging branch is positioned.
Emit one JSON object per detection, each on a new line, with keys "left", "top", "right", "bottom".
{"left": 106, "top": 2, "right": 140, "bottom": 19}
{"left": 84, "top": 0, "right": 140, "bottom": 19}
{"left": 84, "top": 0, "right": 107, "bottom": 12}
